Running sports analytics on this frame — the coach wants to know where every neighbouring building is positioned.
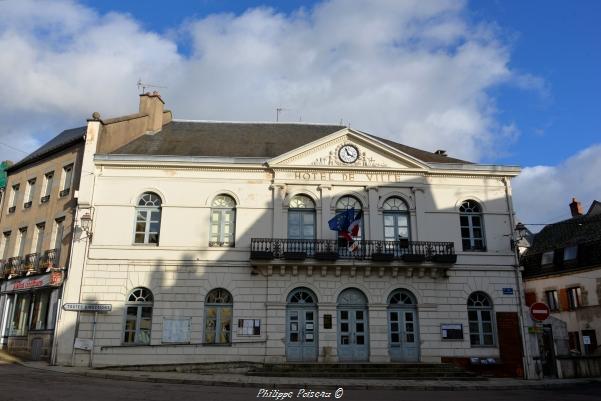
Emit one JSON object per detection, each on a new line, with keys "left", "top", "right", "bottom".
{"left": 522, "top": 198, "right": 601, "bottom": 362}
{"left": 52, "top": 94, "right": 535, "bottom": 377}
{"left": 0, "top": 129, "right": 85, "bottom": 360}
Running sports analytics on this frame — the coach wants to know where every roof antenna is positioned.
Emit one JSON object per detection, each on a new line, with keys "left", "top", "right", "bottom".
{"left": 276, "top": 107, "right": 289, "bottom": 122}
{"left": 137, "top": 78, "right": 167, "bottom": 94}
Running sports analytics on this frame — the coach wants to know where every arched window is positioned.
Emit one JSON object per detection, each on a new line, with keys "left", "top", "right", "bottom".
{"left": 210, "top": 195, "right": 236, "bottom": 247}
{"left": 134, "top": 192, "right": 162, "bottom": 244}
{"left": 383, "top": 197, "right": 410, "bottom": 241}
{"left": 388, "top": 289, "right": 416, "bottom": 305}
{"left": 467, "top": 292, "right": 495, "bottom": 346}
{"left": 124, "top": 287, "right": 153, "bottom": 344}
{"left": 288, "top": 195, "right": 315, "bottom": 240}
{"left": 336, "top": 196, "right": 363, "bottom": 241}
{"left": 459, "top": 200, "right": 485, "bottom": 251}
{"left": 287, "top": 288, "right": 317, "bottom": 304}
{"left": 204, "top": 288, "right": 233, "bottom": 344}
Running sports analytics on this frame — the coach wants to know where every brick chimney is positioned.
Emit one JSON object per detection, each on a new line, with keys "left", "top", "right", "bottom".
{"left": 569, "top": 197, "right": 583, "bottom": 217}
{"left": 139, "top": 91, "right": 164, "bottom": 132}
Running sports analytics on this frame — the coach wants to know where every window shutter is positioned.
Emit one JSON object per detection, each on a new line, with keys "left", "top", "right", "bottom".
{"left": 558, "top": 288, "right": 569, "bottom": 311}
{"left": 524, "top": 292, "right": 537, "bottom": 307}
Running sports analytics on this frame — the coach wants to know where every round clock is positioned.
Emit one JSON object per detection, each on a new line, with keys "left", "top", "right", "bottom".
{"left": 338, "top": 144, "right": 359, "bottom": 163}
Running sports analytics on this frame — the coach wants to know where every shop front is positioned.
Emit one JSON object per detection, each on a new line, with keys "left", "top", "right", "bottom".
{"left": 0, "top": 271, "right": 63, "bottom": 360}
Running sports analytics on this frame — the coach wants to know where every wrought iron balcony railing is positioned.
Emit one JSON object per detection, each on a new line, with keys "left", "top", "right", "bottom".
{"left": 250, "top": 238, "right": 456, "bottom": 263}
{"left": 39, "top": 248, "right": 59, "bottom": 270}
{"left": 23, "top": 252, "right": 41, "bottom": 274}
{"left": 6, "top": 256, "right": 25, "bottom": 277}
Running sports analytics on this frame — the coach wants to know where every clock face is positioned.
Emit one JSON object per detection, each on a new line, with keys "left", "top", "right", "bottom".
{"left": 338, "top": 145, "right": 359, "bottom": 163}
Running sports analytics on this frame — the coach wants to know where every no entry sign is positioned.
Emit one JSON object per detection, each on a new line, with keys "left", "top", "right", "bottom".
{"left": 530, "top": 302, "right": 550, "bottom": 322}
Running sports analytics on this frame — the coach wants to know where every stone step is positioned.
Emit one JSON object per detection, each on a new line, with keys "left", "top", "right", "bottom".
{"left": 246, "top": 372, "right": 487, "bottom": 380}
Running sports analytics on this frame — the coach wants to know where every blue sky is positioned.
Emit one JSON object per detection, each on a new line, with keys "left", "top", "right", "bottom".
{"left": 1, "top": 0, "right": 599, "bottom": 225}
{"left": 78, "top": 0, "right": 601, "bottom": 167}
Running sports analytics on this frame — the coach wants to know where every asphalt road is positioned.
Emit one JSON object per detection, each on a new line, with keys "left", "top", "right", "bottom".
{"left": 1, "top": 362, "right": 600, "bottom": 401}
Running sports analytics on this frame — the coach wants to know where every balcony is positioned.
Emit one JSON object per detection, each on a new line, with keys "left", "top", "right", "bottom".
{"left": 39, "top": 249, "right": 59, "bottom": 271}
{"left": 59, "top": 188, "right": 70, "bottom": 197}
{"left": 40, "top": 195, "right": 50, "bottom": 203}
{"left": 251, "top": 238, "right": 456, "bottom": 265}
{"left": 8, "top": 206, "right": 15, "bottom": 213}
{"left": 5, "top": 256, "right": 25, "bottom": 278}
{"left": 23, "top": 253, "right": 41, "bottom": 275}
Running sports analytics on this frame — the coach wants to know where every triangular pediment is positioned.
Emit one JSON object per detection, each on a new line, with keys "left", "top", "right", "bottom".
{"left": 268, "top": 128, "right": 429, "bottom": 170}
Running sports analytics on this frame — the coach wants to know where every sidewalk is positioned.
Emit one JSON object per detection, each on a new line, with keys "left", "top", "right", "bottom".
{"left": 2, "top": 351, "right": 600, "bottom": 390}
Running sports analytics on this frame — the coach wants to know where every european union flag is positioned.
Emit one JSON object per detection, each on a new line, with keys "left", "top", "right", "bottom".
{"left": 328, "top": 208, "right": 355, "bottom": 232}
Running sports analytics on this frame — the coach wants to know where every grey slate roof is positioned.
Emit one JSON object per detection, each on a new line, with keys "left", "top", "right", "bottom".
{"left": 524, "top": 206, "right": 601, "bottom": 255}
{"left": 7, "top": 126, "right": 86, "bottom": 173}
{"left": 111, "top": 121, "right": 471, "bottom": 164}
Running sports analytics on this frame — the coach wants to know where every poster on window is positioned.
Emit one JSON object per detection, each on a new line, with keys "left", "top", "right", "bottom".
{"left": 162, "top": 318, "right": 191, "bottom": 343}
{"left": 237, "top": 319, "right": 261, "bottom": 335}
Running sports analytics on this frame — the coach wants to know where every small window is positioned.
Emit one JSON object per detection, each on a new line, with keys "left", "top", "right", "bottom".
{"left": 545, "top": 290, "right": 559, "bottom": 312}
{"left": 134, "top": 192, "right": 162, "bottom": 245}
{"left": 541, "top": 251, "right": 554, "bottom": 265}
{"left": 17, "top": 228, "right": 28, "bottom": 257}
{"left": 62, "top": 164, "right": 73, "bottom": 192}
{"left": 210, "top": 195, "right": 236, "bottom": 247}
{"left": 567, "top": 287, "right": 582, "bottom": 310}
{"left": 123, "top": 287, "right": 154, "bottom": 345}
{"left": 25, "top": 178, "right": 36, "bottom": 205}
{"left": 42, "top": 172, "right": 54, "bottom": 202}
{"left": 564, "top": 246, "right": 578, "bottom": 261}
{"left": 568, "top": 331, "right": 581, "bottom": 353}
{"left": 1, "top": 231, "right": 11, "bottom": 260}
{"left": 9, "top": 184, "right": 19, "bottom": 209}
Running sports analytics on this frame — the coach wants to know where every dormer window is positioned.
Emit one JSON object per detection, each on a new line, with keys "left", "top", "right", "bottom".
{"left": 541, "top": 251, "right": 554, "bottom": 266}
{"left": 564, "top": 246, "right": 578, "bottom": 261}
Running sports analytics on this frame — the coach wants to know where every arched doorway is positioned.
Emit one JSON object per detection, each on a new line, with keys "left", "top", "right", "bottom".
{"left": 337, "top": 288, "right": 369, "bottom": 362}
{"left": 387, "top": 289, "right": 419, "bottom": 362}
{"left": 286, "top": 288, "right": 318, "bottom": 362}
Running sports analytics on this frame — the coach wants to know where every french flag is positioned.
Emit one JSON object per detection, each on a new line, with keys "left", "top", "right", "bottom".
{"left": 347, "top": 210, "right": 363, "bottom": 237}
{"left": 345, "top": 210, "right": 363, "bottom": 251}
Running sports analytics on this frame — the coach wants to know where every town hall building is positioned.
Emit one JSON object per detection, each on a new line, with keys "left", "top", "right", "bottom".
{"left": 51, "top": 93, "right": 531, "bottom": 377}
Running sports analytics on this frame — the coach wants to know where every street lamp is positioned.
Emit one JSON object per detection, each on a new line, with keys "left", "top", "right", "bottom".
{"left": 80, "top": 212, "right": 93, "bottom": 237}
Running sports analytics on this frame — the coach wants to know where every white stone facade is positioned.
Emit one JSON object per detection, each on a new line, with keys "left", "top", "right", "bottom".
{"left": 54, "top": 119, "right": 531, "bottom": 373}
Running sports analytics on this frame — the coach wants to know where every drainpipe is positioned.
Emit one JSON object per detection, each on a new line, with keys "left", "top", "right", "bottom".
{"left": 502, "top": 177, "right": 533, "bottom": 379}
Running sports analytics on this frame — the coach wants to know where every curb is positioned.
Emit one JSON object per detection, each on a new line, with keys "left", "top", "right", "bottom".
{"left": 12, "top": 361, "right": 601, "bottom": 391}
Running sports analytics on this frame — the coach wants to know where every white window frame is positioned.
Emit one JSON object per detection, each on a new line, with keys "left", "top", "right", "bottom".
{"left": 60, "top": 163, "right": 74, "bottom": 196}
{"left": 123, "top": 288, "right": 154, "bottom": 345}
{"left": 9, "top": 184, "right": 19, "bottom": 209}
{"left": 209, "top": 195, "right": 236, "bottom": 247}
{"left": 459, "top": 200, "right": 486, "bottom": 251}
{"left": 467, "top": 292, "right": 496, "bottom": 347}
{"left": 545, "top": 290, "right": 559, "bottom": 311}
{"left": 42, "top": 171, "right": 54, "bottom": 201}
{"left": 204, "top": 288, "right": 233, "bottom": 345}
{"left": 134, "top": 192, "right": 162, "bottom": 245}
{"left": 567, "top": 287, "right": 582, "bottom": 310}
{"left": 383, "top": 197, "right": 410, "bottom": 241}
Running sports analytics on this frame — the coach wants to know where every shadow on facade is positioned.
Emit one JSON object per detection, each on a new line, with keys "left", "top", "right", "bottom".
{"left": 59, "top": 174, "right": 526, "bottom": 378}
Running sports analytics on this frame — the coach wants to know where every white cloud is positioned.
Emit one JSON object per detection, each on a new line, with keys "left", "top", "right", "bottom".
{"left": 513, "top": 144, "right": 601, "bottom": 229}
{"left": 0, "top": 0, "right": 541, "bottom": 164}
